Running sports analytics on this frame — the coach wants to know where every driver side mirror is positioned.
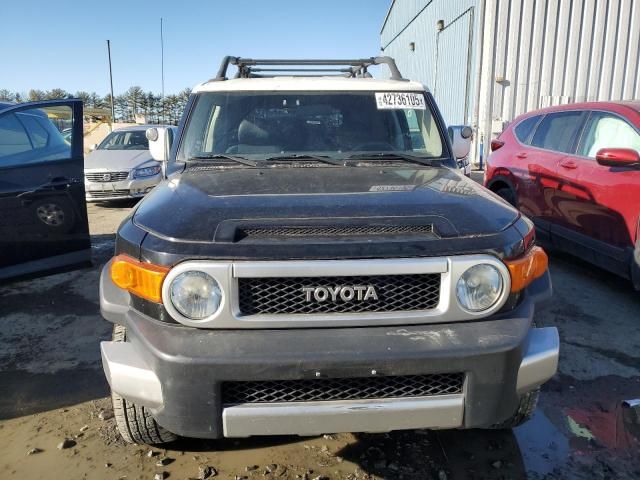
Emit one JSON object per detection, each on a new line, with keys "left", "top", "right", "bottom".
{"left": 448, "top": 125, "right": 473, "bottom": 159}
{"left": 595, "top": 148, "right": 640, "bottom": 167}
{"left": 89, "top": 143, "right": 98, "bottom": 151}
{"left": 146, "top": 127, "right": 174, "bottom": 162}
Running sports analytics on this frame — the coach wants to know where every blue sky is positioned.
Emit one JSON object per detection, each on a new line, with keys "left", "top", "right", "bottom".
{"left": 1, "top": 0, "right": 391, "bottom": 95}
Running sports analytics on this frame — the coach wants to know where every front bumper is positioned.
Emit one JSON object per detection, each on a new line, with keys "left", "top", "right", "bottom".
{"left": 100, "top": 267, "right": 557, "bottom": 439}
{"left": 85, "top": 174, "right": 160, "bottom": 202}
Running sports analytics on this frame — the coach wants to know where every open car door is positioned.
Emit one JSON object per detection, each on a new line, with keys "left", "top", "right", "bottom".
{"left": 0, "top": 99, "right": 91, "bottom": 281}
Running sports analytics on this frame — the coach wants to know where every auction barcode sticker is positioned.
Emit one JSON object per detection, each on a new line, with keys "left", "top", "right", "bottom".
{"left": 375, "top": 92, "right": 426, "bottom": 110}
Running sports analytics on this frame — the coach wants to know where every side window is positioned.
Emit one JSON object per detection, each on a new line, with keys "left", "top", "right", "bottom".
{"left": 414, "top": 108, "right": 441, "bottom": 156}
{"left": 578, "top": 112, "right": 640, "bottom": 158}
{"left": 514, "top": 115, "right": 541, "bottom": 144}
{"left": 16, "top": 112, "right": 50, "bottom": 148}
{"left": 0, "top": 113, "right": 32, "bottom": 161}
{"left": 0, "top": 106, "right": 71, "bottom": 168}
{"left": 405, "top": 110, "right": 425, "bottom": 150}
{"left": 530, "top": 111, "right": 585, "bottom": 153}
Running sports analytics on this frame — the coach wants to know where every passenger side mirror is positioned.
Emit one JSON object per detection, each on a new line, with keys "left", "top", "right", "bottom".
{"left": 595, "top": 148, "right": 640, "bottom": 167}
{"left": 448, "top": 125, "right": 473, "bottom": 160}
{"left": 146, "top": 127, "right": 174, "bottom": 162}
{"left": 89, "top": 143, "right": 98, "bottom": 151}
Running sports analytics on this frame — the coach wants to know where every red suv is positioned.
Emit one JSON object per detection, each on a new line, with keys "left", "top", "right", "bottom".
{"left": 484, "top": 101, "right": 640, "bottom": 289}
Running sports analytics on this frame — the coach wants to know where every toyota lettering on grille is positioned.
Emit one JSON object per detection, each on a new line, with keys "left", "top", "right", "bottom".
{"left": 302, "top": 285, "right": 379, "bottom": 303}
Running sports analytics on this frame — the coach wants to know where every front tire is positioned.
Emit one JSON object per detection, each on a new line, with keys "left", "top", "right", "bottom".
{"left": 111, "top": 325, "right": 177, "bottom": 444}
{"left": 494, "top": 187, "right": 517, "bottom": 207}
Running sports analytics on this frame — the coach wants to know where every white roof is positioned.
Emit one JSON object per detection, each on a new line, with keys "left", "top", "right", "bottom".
{"left": 193, "top": 76, "right": 428, "bottom": 93}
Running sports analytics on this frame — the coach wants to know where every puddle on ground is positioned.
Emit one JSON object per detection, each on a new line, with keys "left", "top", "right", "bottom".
{"left": 514, "top": 408, "right": 570, "bottom": 476}
{"left": 513, "top": 393, "right": 640, "bottom": 478}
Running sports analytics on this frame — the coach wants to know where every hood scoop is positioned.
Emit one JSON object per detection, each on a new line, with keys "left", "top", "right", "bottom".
{"left": 214, "top": 218, "right": 439, "bottom": 243}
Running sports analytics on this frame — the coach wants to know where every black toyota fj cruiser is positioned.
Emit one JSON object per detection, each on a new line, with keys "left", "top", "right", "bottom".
{"left": 100, "top": 57, "right": 558, "bottom": 444}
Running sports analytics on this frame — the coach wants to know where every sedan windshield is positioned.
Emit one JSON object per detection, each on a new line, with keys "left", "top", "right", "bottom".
{"left": 178, "top": 92, "right": 446, "bottom": 162}
{"left": 98, "top": 130, "right": 149, "bottom": 150}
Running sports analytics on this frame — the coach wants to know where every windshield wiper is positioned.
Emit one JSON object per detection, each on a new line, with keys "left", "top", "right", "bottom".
{"left": 189, "top": 154, "right": 257, "bottom": 167}
{"left": 265, "top": 154, "right": 345, "bottom": 166}
{"left": 345, "top": 152, "right": 442, "bottom": 167}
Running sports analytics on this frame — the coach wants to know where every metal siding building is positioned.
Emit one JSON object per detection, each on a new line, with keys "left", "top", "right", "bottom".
{"left": 381, "top": 0, "right": 640, "bottom": 166}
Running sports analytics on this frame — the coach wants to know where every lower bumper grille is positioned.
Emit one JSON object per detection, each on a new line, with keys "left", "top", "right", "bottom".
{"left": 87, "top": 189, "right": 130, "bottom": 199}
{"left": 222, "top": 373, "right": 464, "bottom": 405}
{"left": 238, "top": 274, "right": 441, "bottom": 315}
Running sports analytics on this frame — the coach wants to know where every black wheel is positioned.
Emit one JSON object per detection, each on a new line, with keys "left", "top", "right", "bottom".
{"left": 490, "top": 388, "right": 539, "bottom": 429}
{"left": 111, "top": 324, "right": 177, "bottom": 444}
{"left": 494, "top": 187, "right": 517, "bottom": 207}
{"left": 632, "top": 257, "right": 640, "bottom": 292}
{"left": 31, "top": 196, "right": 75, "bottom": 233}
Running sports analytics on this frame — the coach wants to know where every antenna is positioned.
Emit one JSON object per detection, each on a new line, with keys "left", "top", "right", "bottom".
{"left": 106, "top": 40, "right": 115, "bottom": 131}
{"left": 160, "top": 18, "right": 165, "bottom": 124}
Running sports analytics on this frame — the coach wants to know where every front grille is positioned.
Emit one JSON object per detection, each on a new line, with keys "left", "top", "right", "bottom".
{"left": 87, "top": 189, "right": 130, "bottom": 199}
{"left": 238, "top": 274, "right": 440, "bottom": 315}
{"left": 239, "top": 224, "right": 434, "bottom": 239}
{"left": 85, "top": 171, "right": 129, "bottom": 182}
{"left": 222, "top": 373, "right": 464, "bottom": 404}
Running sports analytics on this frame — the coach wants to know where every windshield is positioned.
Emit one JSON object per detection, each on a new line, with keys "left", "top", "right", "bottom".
{"left": 98, "top": 130, "right": 149, "bottom": 150}
{"left": 178, "top": 92, "right": 446, "bottom": 162}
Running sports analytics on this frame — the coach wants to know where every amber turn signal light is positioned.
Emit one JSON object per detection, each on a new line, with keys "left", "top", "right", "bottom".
{"left": 110, "top": 254, "right": 170, "bottom": 303}
{"left": 504, "top": 246, "right": 548, "bottom": 293}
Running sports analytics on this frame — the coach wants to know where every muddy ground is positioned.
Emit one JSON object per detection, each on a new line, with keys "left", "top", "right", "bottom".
{"left": 1, "top": 196, "right": 639, "bottom": 480}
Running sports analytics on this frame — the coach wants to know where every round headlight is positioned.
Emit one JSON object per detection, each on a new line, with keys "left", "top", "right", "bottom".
{"left": 169, "top": 271, "right": 222, "bottom": 319}
{"left": 456, "top": 264, "right": 503, "bottom": 312}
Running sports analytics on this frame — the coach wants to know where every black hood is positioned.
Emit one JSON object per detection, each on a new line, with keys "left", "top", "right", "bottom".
{"left": 135, "top": 166, "right": 517, "bottom": 239}
{"left": 128, "top": 165, "right": 527, "bottom": 262}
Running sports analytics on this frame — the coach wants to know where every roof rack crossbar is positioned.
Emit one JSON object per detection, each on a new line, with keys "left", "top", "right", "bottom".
{"left": 212, "top": 56, "right": 405, "bottom": 81}
{"left": 246, "top": 73, "right": 355, "bottom": 78}
{"left": 249, "top": 68, "right": 354, "bottom": 73}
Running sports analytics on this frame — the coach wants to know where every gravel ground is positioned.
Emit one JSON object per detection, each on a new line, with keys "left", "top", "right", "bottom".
{"left": 0, "top": 193, "right": 639, "bottom": 480}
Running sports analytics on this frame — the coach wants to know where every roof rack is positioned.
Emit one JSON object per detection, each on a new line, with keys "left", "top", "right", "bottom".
{"left": 212, "top": 56, "right": 406, "bottom": 81}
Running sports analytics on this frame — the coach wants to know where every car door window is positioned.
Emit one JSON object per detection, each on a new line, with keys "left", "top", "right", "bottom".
{"left": 514, "top": 115, "right": 541, "bottom": 144}
{"left": 17, "top": 112, "right": 50, "bottom": 148}
{"left": 0, "top": 105, "right": 71, "bottom": 168}
{"left": 530, "top": 111, "right": 585, "bottom": 153}
{"left": 578, "top": 112, "right": 640, "bottom": 158}
{"left": 0, "top": 113, "right": 32, "bottom": 160}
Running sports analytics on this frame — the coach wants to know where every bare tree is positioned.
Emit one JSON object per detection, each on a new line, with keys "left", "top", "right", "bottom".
{"left": 27, "top": 89, "right": 46, "bottom": 101}
{"left": 0, "top": 89, "right": 14, "bottom": 101}
{"left": 74, "top": 91, "right": 91, "bottom": 105}
{"left": 47, "top": 88, "right": 70, "bottom": 99}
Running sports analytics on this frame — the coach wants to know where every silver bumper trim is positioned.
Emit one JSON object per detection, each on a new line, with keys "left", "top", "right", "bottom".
{"left": 100, "top": 341, "right": 163, "bottom": 409}
{"left": 516, "top": 327, "right": 560, "bottom": 394}
{"left": 222, "top": 394, "right": 464, "bottom": 437}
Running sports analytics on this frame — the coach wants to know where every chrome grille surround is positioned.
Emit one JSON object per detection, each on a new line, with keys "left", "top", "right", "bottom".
{"left": 85, "top": 171, "right": 129, "bottom": 182}
{"left": 222, "top": 373, "right": 464, "bottom": 405}
{"left": 160, "top": 255, "right": 512, "bottom": 329}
